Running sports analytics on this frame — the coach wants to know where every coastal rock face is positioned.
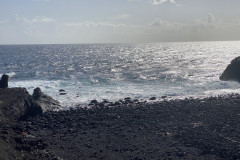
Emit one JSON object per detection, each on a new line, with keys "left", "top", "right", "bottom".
{"left": 220, "top": 56, "right": 240, "bottom": 82}
{"left": 33, "top": 87, "right": 60, "bottom": 112}
{"left": 0, "top": 87, "right": 60, "bottom": 122}
{"left": 0, "top": 87, "right": 59, "bottom": 160}
{"left": 0, "top": 88, "right": 42, "bottom": 121}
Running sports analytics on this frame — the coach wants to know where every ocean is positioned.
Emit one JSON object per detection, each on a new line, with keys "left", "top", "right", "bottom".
{"left": 1, "top": 41, "right": 240, "bottom": 108}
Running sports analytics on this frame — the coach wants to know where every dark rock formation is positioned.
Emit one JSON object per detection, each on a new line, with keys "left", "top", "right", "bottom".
{"left": 33, "top": 87, "right": 44, "bottom": 99}
{"left": 33, "top": 87, "right": 60, "bottom": 112}
{"left": 220, "top": 56, "right": 240, "bottom": 82}
{"left": 0, "top": 86, "right": 60, "bottom": 122}
{"left": 0, "top": 76, "right": 61, "bottom": 160}
{"left": 58, "top": 89, "right": 67, "bottom": 95}
{"left": 150, "top": 97, "right": 156, "bottom": 100}
{"left": 0, "top": 88, "right": 42, "bottom": 121}
{"left": 0, "top": 87, "right": 60, "bottom": 160}
{"left": 0, "top": 74, "right": 9, "bottom": 88}
{"left": 59, "top": 89, "right": 65, "bottom": 92}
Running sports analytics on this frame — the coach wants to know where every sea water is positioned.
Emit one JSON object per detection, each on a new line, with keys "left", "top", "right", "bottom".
{"left": 1, "top": 41, "right": 240, "bottom": 108}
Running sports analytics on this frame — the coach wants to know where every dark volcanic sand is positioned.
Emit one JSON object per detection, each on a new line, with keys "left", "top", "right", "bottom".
{"left": 15, "top": 94, "right": 240, "bottom": 160}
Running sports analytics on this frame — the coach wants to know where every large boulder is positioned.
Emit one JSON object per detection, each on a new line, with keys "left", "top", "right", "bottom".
{"left": 220, "top": 57, "right": 240, "bottom": 82}
{"left": 33, "top": 87, "right": 60, "bottom": 112}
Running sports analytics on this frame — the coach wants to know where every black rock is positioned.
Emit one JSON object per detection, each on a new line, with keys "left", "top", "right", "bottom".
{"left": 150, "top": 97, "right": 156, "bottom": 100}
{"left": 98, "top": 103, "right": 104, "bottom": 107}
{"left": 0, "top": 87, "right": 43, "bottom": 120}
{"left": 24, "top": 98, "right": 43, "bottom": 118}
{"left": 102, "top": 99, "right": 109, "bottom": 103}
{"left": 114, "top": 101, "right": 121, "bottom": 106}
{"left": 124, "top": 97, "right": 131, "bottom": 101}
{"left": 59, "top": 89, "right": 65, "bottom": 92}
{"left": 33, "top": 87, "right": 60, "bottom": 112}
{"left": 0, "top": 74, "right": 9, "bottom": 88}
{"left": 90, "top": 100, "right": 98, "bottom": 104}
{"left": 220, "top": 56, "right": 240, "bottom": 82}
{"left": 33, "top": 87, "right": 43, "bottom": 99}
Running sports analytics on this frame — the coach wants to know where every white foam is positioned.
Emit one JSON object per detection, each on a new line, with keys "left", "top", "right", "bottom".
{"left": 7, "top": 78, "right": 240, "bottom": 109}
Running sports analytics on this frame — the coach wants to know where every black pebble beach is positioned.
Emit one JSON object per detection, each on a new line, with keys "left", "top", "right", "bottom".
{"left": 2, "top": 94, "right": 239, "bottom": 160}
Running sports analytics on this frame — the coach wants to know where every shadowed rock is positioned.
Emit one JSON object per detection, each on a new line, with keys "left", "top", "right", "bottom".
{"left": 0, "top": 87, "right": 60, "bottom": 159}
{"left": 0, "top": 88, "right": 42, "bottom": 121}
{"left": 33, "top": 87, "right": 44, "bottom": 99}
{"left": 0, "top": 77, "right": 61, "bottom": 160}
{"left": 33, "top": 87, "right": 60, "bottom": 112}
{"left": 0, "top": 74, "right": 9, "bottom": 88}
{"left": 0, "top": 87, "right": 60, "bottom": 122}
{"left": 220, "top": 56, "right": 240, "bottom": 82}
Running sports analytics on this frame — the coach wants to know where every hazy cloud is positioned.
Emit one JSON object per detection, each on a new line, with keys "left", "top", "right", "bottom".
{"left": 65, "top": 21, "right": 126, "bottom": 28}
{"left": 144, "top": 14, "right": 240, "bottom": 42}
{"left": 150, "top": 18, "right": 173, "bottom": 27}
{"left": 207, "top": 14, "right": 215, "bottom": 24}
{"left": 7, "top": 15, "right": 58, "bottom": 41}
{"left": 149, "top": 16, "right": 217, "bottom": 33}
{"left": 111, "top": 14, "right": 131, "bottom": 19}
{"left": 16, "top": 15, "right": 56, "bottom": 24}
{"left": 149, "top": 18, "right": 178, "bottom": 32}
{"left": 152, "top": 0, "right": 176, "bottom": 5}
{"left": 0, "top": 19, "right": 9, "bottom": 24}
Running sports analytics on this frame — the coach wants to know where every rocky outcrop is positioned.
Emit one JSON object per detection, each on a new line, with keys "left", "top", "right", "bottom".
{"left": 33, "top": 87, "right": 60, "bottom": 112}
{"left": 0, "top": 87, "right": 60, "bottom": 122}
{"left": 0, "top": 87, "right": 60, "bottom": 160}
{"left": 0, "top": 73, "right": 60, "bottom": 121}
{"left": 220, "top": 56, "right": 240, "bottom": 82}
{"left": 0, "top": 88, "right": 42, "bottom": 121}
{"left": 0, "top": 74, "right": 9, "bottom": 88}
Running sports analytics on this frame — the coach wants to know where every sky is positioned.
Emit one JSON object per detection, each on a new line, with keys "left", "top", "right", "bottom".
{"left": 1, "top": 0, "right": 240, "bottom": 44}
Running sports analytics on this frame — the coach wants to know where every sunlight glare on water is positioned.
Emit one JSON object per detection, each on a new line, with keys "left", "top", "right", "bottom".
{"left": 1, "top": 41, "right": 240, "bottom": 107}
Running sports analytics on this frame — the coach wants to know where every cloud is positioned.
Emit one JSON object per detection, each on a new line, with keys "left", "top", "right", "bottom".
{"left": 149, "top": 14, "right": 219, "bottom": 30}
{"left": 150, "top": 18, "right": 173, "bottom": 27}
{"left": 149, "top": 18, "right": 179, "bottom": 32}
{"left": 3, "top": 12, "right": 240, "bottom": 44}
{"left": 16, "top": 15, "right": 56, "bottom": 24}
{"left": 7, "top": 15, "right": 58, "bottom": 41}
{"left": 152, "top": 0, "right": 176, "bottom": 5}
{"left": 207, "top": 14, "right": 215, "bottom": 24}
{"left": 145, "top": 14, "right": 240, "bottom": 42}
{"left": 0, "top": 19, "right": 9, "bottom": 24}
{"left": 65, "top": 21, "right": 126, "bottom": 28}
{"left": 111, "top": 14, "right": 131, "bottom": 19}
